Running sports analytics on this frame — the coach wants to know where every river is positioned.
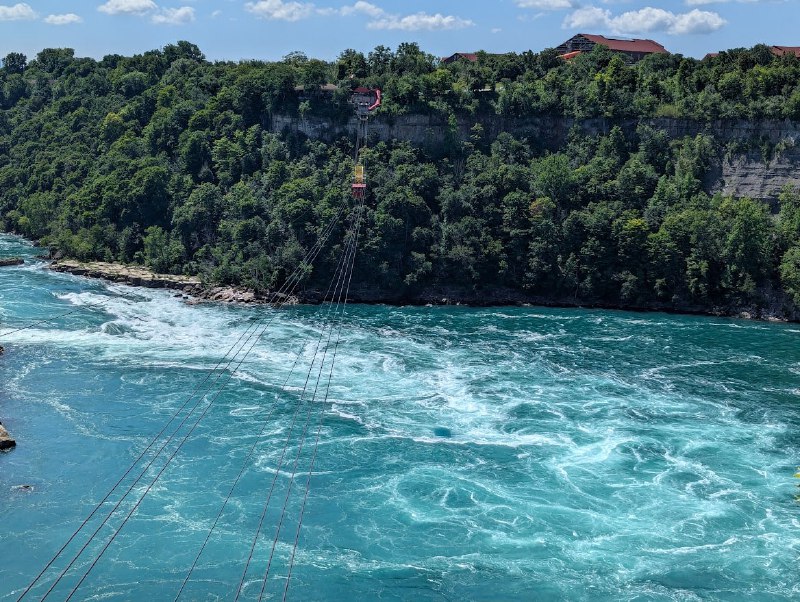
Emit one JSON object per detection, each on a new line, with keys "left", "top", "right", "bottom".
{"left": 1, "top": 233, "right": 798, "bottom": 600}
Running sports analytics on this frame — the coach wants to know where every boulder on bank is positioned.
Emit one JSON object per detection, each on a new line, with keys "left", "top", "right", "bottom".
{"left": 0, "top": 257, "right": 23, "bottom": 267}
{"left": 0, "top": 421, "right": 16, "bottom": 450}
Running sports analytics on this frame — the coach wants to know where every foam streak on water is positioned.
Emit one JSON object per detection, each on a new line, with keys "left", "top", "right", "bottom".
{"left": 1, "top": 234, "right": 799, "bottom": 601}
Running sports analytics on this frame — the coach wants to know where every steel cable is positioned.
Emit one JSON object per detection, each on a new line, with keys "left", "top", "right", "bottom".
{"left": 257, "top": 198, "right": 365, "bottom": 601}
{"left": 232, "top": 204, "right": 361, "bottom": 601}
{"left": 175, "top": 203, "right": 358, "bottom": 601}
{"left": 281, "top": 201, "right": 365, "bottom": 600}
{"left": 19, "top": 205, "right": 346, "bottom": 601}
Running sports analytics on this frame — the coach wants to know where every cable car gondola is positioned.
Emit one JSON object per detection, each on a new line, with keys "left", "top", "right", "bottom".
{"left": 350, "top": 87, "right": 381, "bottom": 200}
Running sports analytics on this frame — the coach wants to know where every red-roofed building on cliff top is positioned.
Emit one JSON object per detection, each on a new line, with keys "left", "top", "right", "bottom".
{"left": 703, "top": 46, "right": 800, "bottom": 61}
{"left": 556, "top": 33, "right": 669, "bottom": 63}
{"left": 770, "top": 45, "right": 800, "bottom": 57}
{"left": 441, "top": 52, "right": 478, "bottom": 65}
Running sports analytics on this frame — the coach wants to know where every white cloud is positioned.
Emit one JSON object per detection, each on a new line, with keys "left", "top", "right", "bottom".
{"left": 245, "top": 0, "right": 315, "bottom": 21}
{"left": 152, "top": 6, "right": 195, "bottom": 24}
{"left": 612, "top": 7, "right": 675, "bottom": 32}
{"left": 44, "top": 13, "right": 83, "bottom": 25}
{"left": 341, "top": 1, "right": 384, "bottom": 17}
{"left": 562, "top": 5, "right": 726, "bottom": 35}
{"left": 97, "top": 0, "right": 157, "bottom": 15}
{"left": 685, "top": 0, "right": 759, "bottom": 4}
{"left": 243, "top": 1, "right": 473, "bottom": 30}
{"left": 491, "top": 27, "right": 502, "bottom": 34}
{"left": 516, "top": 0, "right": 575, "bottom": 10}
{"left": 340, "top": 2, "right": 473, "bottom": 31}
{"left": 368, "top": 12, "right": 473, "bottom": 31}
{"left": 668, "top": 8, "right": 726, "bottom": 34}
{"left": 0, "top": 2, "right": 36, "bottom": 21}
{"left": 563, "top": 6, "right": 610, "bottom": 29}
{"left": 211, "top": 9, "right": 222, "bottom": 18}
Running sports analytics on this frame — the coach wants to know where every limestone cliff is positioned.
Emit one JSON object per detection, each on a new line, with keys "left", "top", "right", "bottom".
{"left": 271, "top": 113, "right": 800, "bottom": 205}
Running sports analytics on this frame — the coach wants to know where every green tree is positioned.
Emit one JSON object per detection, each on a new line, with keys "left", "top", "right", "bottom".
{"left": 143, "top": 226, "right": 185, "bottom": 273}
{"left": 2, "top": 52, "right": 26, "bottom": 74}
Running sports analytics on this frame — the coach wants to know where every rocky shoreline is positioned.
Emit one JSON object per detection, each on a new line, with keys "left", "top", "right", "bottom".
{"left": 50, "top": 259, "right": 201, "bottom": 291}
{"left": 344, "top": 284, "right": 798, "bottom": 321}
{"left": 45, "top": 258, "right": 799, "bottom": 321}
{"left": 49, "top": 259, "right": 299, "bottom": 305}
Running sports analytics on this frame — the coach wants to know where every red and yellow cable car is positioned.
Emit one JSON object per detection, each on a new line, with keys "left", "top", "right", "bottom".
{"left": 350, "top": 87, "right": 381, "bottom": 199}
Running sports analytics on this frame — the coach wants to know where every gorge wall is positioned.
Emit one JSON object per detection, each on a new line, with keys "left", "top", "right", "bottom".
{"left": 272, "top": 113, "right": 800, "bottom": 206}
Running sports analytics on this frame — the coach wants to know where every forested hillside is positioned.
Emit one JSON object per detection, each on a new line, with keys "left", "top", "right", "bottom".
{"left": 3, "top": 41, "right": 800, "bottom": 315}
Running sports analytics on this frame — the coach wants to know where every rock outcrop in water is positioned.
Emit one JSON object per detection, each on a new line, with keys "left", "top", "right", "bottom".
{"left": 0, "top": 422, "right": 16, "bottom": 450}
{"left": 0, "top": 257, "right": 23, "bottom": 267}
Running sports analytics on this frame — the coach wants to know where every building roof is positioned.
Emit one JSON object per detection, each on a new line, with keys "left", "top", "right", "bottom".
{"left": 771, "top": 45, "right": 800, "bottom": 57}
{"left": 558, "top": 50, "right": 583, "bottom": 61}
{"left": 704, "top": 46, "right": 800, "bottom": 60}
{"left": 579, "top": 34, "right": 668, "bottom": 54}
{"left": 442, "top": 52, "right": 478, "bottom": 63}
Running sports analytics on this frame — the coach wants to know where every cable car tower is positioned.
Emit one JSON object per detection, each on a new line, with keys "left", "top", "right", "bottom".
{"left": 350, "top": 87, "right": 381, "bottom": 200}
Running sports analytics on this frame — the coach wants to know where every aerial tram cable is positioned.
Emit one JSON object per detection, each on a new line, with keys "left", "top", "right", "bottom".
{"left": 249, "top": 88, "right": 376, "bottom": 599}
{"left": 243, "top": 213, "right": 359, "bottom": 602}
{"left": 282, "top": 202, "right": 365, "bottom": 601}
{"left": 233, "top": 201, "right": 364, "bottom": 602}
{"left": 175, "top": 202, "right": 363, "bottom": 601}
{"left": 20, "top": 206, "right": 345, "bottom": 602}
{"left": 39, "top": 207, "right": 349, "bottom": 602}
{"left": 18, "top": 204, "right": 348, "bottom": 602}
{"left": 0, "top": 304, "right": 102, "bottom": 339}
{"left": 247, "top": 203, "right": 363, "bottom": 601}
{"left": 263, "top": 198, "right": 366, "bottom": 602}
{"left": 55, "top": 206, "right": 355, "bottom": 602}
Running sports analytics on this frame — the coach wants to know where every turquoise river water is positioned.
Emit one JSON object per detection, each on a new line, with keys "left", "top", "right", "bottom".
{"left": 0, "top": 233, "right": 799, "bottom": 601}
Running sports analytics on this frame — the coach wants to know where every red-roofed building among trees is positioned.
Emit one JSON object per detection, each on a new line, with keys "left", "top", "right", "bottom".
{"left": 703, "top": 45, "right": 800, "bottom": 61}
{"left": 770, "top": 45, "right": 800, "bottom": 57}
{"left": 556, "top": 33, "right": 669, "bottom": 63}
{"left": 441, "top": 53, "right": 478, "bottom": 65}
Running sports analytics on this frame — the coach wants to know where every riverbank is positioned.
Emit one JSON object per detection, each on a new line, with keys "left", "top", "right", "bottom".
{"left": 46, "top": 258, "right": 799, "bottom": 322}
{"left": 50, "top": 259, "right": 202, "bottom": 292}
{"left": 49, "top": 259, "right": 300, "bottom": 305}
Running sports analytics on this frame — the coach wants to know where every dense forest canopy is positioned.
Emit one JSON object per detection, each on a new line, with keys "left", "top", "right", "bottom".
{"left": 2, "top": 41, "right": 800, "bottom": 313}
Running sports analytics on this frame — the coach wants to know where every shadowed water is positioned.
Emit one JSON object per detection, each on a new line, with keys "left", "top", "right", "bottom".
{"left": 1, "top": 234, "right": 799, "bottom": 601}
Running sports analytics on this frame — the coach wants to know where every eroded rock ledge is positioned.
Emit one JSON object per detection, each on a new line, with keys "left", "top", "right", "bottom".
{"left": 49, "top": 260, "right": 298, "bottom": 305}
{"left": 51, "top": 259, "right": 200, "bottom": 291}
{"left": 0, "top": 257, "right": 23, "bottom": 267}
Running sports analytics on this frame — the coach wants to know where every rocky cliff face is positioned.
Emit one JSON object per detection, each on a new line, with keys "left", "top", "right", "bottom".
{"left": 271, "top": 114, "right": 800, "bottom": 205}
{"left": 717, "top": 145, "right": 800, "bottom": 208}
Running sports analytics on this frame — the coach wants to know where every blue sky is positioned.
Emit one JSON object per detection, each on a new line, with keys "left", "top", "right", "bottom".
{"left": 0, "top": 0, "right": 798, "bottom": 62}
